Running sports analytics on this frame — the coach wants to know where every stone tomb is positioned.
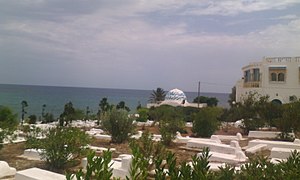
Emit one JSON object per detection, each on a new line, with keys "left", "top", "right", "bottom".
{"left": 0, "top": 161, "right": 16, "bottom": 179}
{"left": 111, "top": 154, "right": 132, "bottom": 179}
{"left": 245, "top": 144, "right": 267, "bottom": 154}
{"left": 248, "top": 139, "right": 300, "bottom": 150}
{"left": 201, "top": 151, "right": 248, "bottom": 164}
{"left": 248, "top": 131, "right": 294, "bottom": 139}
{"left": 20, "top": 149, "right": 44, "bottom": 161}
{"left": 15, "top": 167, "right": 65, "bottom": 180}
{"left": 270, "top": 147, "right": 300, "bottom": 159}
{"left": 187, "top": 140, "right": 242, "bottom": 155}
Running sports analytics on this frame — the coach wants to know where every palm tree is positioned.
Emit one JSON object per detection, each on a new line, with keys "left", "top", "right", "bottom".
{"left": 21, "top": 100, "right": 28, "bottom": 124}
{"left": 149, "top": 87, "right": 166, "bottom": 103}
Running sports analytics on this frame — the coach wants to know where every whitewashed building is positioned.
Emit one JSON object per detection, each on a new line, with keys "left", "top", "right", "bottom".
{"left": 147, "top": 88, "right": 206, "bottom": 108}
{"left": 236, "top": 56, "right": 300, "bottom": 104}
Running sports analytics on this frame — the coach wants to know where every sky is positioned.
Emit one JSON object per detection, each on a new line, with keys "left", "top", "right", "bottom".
{"left": 0, "top": 0, "right": 300, "bottom": 93}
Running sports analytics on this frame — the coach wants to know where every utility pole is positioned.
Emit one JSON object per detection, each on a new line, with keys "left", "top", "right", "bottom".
{"left": 197, "top": 81, "right": 200, "bottom": 108}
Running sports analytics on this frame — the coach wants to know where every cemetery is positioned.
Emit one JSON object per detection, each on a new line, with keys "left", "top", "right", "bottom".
{"left": 1, "top": 92, "right": 300, "bottom": 179}
{"left": 1, "top": 118, "right": 300, "bottom": 179}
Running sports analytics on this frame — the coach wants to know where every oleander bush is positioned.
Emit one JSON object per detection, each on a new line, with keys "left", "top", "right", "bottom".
{"left": 128, "top": 131, "right": 166, "bottom": 179}
{"left": 26, "top": 126, "right": 91, "bottom": 170}
{"left": 67, "top": 136, "right": 300, "bottom": 180}
{"left": 101, "top": 107, "right": 135, "bottom": 143}
{"left": 66, "top": 150, "right": 116, "bottom": 180}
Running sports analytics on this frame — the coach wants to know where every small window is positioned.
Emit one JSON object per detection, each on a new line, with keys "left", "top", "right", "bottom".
{"left": 278, "top": 73, "right": 285, "bottom": 81}
{"left": 271, "top": 73, "right": 277, "bottom": 81}
{"left": 289, "top": 95, "right": 297, "bottom": 102}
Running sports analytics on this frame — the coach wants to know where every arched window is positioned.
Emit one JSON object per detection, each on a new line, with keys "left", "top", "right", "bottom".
{"left": 271, "top": 73, "right": 277, "bottom": 81}
{"left": 271, "top": 99, "right": 282, "bottom": 105}
{"left": 278, "top": 73, "right": 285, "bottom": 81}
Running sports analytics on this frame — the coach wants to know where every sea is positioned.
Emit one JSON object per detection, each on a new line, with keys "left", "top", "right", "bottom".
{"left": 0, "top": 84, "right": 230, "bottom": 119}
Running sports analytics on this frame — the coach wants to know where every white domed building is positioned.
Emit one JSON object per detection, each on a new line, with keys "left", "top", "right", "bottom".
{"left": 147, "top": 88, "right": 206, "bottom": 108}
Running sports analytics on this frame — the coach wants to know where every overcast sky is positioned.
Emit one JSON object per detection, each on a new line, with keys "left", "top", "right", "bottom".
{"left": 0, "top": 0, "right": 300, "bottom": 93}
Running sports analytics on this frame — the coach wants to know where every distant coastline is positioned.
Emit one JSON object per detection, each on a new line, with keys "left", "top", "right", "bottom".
{"left": 0, "top": 84, "right": 230, "bottom": 118}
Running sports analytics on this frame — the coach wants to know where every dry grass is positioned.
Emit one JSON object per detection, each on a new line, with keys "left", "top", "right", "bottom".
{"left": 0, "top": 142, "right": 46, "bottom": 171}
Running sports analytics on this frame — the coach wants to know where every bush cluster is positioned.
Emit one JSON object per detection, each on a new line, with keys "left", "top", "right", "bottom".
{"left": 68, "top": 140, "right": 300, "bottom": 179}
{"left": 192, "top": 107, "right": 222, "bottom": 137}
{"left": 0, "top": 106, "right": 18, "bottom": 149}
{"left": 26, "top": 126, "right": 91, "bottom": 169}
{"left": 101, "top": 107, "right": 135, "bottom": 143}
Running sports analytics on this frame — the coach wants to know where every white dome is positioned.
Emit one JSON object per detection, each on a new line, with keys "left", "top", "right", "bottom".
{"left": 165, "top": 88, "right": 187, "bottom": 102}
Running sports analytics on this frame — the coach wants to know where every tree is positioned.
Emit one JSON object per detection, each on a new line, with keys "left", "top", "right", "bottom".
{"left": 0, "top": 106, "right": 18, "bottom": 149}
{"left": 116, "top": 101, "right": 130, "bottom": 112}
{"left": 275, "top": 101, "right": 300, "bottom": 139}
{"left": 21, "top": 100, "right": 28, "bottom": 124}
{"left": 256, "top": 96, "right": 283, "bottom": 128}
{"left": 193, "top": 96, "right": 218, "bottom": 107}
{"left": 99, "top": 98, "right": 112, "bottom": 115}
{"left": 228, "top": 86, "right": 236, "bottom": 107}
{"left": 192, "top": 107, "right": 222, "bottom": 137}
{"left": 149, "top": 88, "right": 166, "bottom": 103}
{"left": 237, "top": 92, "right": 268, "bottom": 134}
{"left": 101, "top": 108, "right": 135, "bottom": 143}
{"left": 41, "top": 104, "right": 46, "bottom": 122}
{"left": 136, "top": 101, "right": 142, "bottom": 110}
{"left": 85, "top": 106, "right": 90, "bottom": 121}
{"left": 59, "top": 101, "right": 75, "bottom": 126}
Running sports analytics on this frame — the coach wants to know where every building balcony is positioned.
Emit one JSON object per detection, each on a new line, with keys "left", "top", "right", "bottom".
{"left": 243, "top": 81, "right": 261, "bottom": 88}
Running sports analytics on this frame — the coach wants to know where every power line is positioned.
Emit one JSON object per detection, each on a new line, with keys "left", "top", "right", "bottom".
{"left": 200, "top": 81, "right": 234, "bottom": 87}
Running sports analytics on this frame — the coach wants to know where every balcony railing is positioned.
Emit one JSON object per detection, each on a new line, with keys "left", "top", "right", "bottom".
{"left": 243, "top": 81, "right": 261, "bottom": 88}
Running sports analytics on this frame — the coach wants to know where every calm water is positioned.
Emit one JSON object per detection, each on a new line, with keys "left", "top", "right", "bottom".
{"left": 0, "top": 84, "right": 229, "bottom": 119}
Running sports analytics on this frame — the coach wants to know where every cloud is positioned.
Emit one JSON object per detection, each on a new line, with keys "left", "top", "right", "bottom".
{"left": 181, "top": 0, "right": 300, "bottom": 16}
{"left": 1, "top": 0, "right": 300, "bottom": 92}
{"left": 275, "top": 14, "right": 298, "bottom": 20}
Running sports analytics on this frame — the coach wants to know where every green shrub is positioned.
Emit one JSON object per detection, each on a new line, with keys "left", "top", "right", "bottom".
{"left": 128, "top": 131, "right": 166, "bottom": 179}
{"left": 43, "top": 112, "right": 55, "bottom": 123}
{"left": 28, "top": 114, "right": 37, "bottom": 124}
{"left": 26, "top": 126, "right": 91, "bottom": 169}
{"left": 193, "top": 96, "right": 219, "bottom": 107}
{"left": 0, "top": 106, "right": 18, "bottom": 149}
{"left": 101, "top": 108, "right": 135, "bottom": 143}
{"left": 159, "top": 118, "right": 184, "bottom": 145}
{"left": 24, "top": 126, "right": 44, "bottom": 149}
{"left": 192, "top": 107, "right": 222, "bottom": 137}
{"left": 147, "top": 105, "right": 184, "bottom": 145}
{"left": 67, "top": 150, "right": 114, "bottom": 180}
{"left": 177, "top": 106, "right": 200, "bottom": 122}
{"left": 136, "top": 108, "right": 148, "bottom": 122}
{"left": 275, "top": 101, "right": 300, "bottom": 137}
{"left": 67, "top": 138, "right": 300, "bottom": 179}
